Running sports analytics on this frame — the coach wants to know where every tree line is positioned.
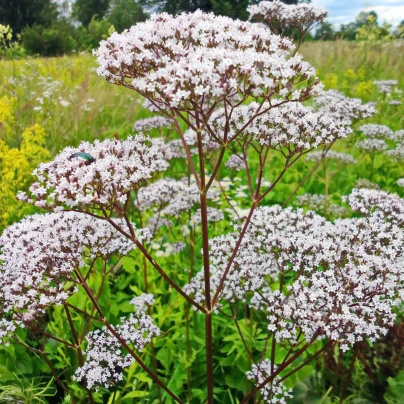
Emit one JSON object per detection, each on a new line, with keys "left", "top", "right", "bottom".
{"left": 0, "top": 0, "right": 403, "bottom": 57}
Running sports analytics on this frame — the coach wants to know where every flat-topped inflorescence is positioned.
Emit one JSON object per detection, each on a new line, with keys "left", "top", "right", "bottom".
{"left": 74, "top": 294, "right": 160, "bottom": 390}
{"left": 133, "top": 116, "right": 172, "bottom": 132}
{"left": 358, "top": 124, "right": 394, "bottom": 139}
{"left": 184, "top": 101, "right": 350, "bottom": 156}
{"left": 0, "top": 212, "right": 140, "bottom": 343}
{"left": 18, "top": 135, "right": 168, "bottom": 212}
{"left": 295, "top": 193, "right": 348, "bottom": 217}
{"left": 248, "top": 0, "right": 328, "bottom": 36}
{"left": 312, "top": 90, "right": 376, "bottom": 125}
{"left": 374, "top": 80, "right": 398, "bottom": 94}
{"left": 246, "top": 360, "right": 293, "bottom": 403}
{"left": 392, "top": 129, "right": 404, "bottom": 142}
{"left": 94, "top": 11, "right": 320, "bottom": 111}
{"left": 356, "top": 138, "right": 388, "bottom": 153}
{"left": 387, "top": 144, "right": 404, "bottom": 162}
{"left": 186, "top": 189, "right": 404, "bottom": 350}
{"left": 306, "top": 150, "right": 355, "bottom": 164}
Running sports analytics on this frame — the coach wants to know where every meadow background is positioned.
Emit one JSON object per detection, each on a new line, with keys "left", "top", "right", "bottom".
{"left": 1, "top": 1, "right": 404, "bottom": 403}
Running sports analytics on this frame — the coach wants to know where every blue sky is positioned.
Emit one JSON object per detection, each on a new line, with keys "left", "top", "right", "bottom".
{"left": 312, "top": 0, "right": 404, "bottom": 28}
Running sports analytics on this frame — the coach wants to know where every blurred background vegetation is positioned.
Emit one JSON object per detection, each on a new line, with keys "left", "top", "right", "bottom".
{"left": 0, "top": 0, "right": 403, "bottom": 57}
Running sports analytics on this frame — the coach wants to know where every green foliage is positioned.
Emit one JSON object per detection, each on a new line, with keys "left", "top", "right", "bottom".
{"left": 210, "top": 0, "right": 250, "bottom": 20}
{"left": 314, "top": 22, "right": 335, "bottom": 41}
{"left": 356, "top": 13, "right": 393, "bottom": 42}
{"left": 108, "top": 0, "right": 148, "bottom": 32}
{"left": 21, "top": 23, "right": 77, "bottom": 56}
{"left": 77, "top": 18, "right": 115, "bottom": 50}
{"left": 73, "top": 0, "right": 111, "bottom": 27}
{"left": 0, "top": 0, "right": 58, "bottom": 35}
{"left": 385, "top": 372, "right": 404, "bottom": 404}
{"left": 0, "top": 373, "right": 56, "bottom": 404}
{"left": 397, "top": 21, "right": 404, "bottom": 38}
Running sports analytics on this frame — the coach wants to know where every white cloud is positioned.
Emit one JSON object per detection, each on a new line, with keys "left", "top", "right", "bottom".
{"left": 312, "top": 0, "right": 403, "bottom": 28}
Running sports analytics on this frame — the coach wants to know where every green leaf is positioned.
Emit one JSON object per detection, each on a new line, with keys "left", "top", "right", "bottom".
{"left": 122, "top": 391, "right": 149, "bottom": 400}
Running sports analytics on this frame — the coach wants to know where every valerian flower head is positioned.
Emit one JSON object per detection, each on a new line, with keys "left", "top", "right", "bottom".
{"left": 74, "top": 294, "right": 160, "bottom": 390}
{"left": 187, "top": 101, "right": 350, "bottom": 155}
{"left": 190, "top": 208, "right": 224, "bottom": 226}
{"left": 355, "top": 179, "right": 380, "bottom": 190}
{"left": 392, "top": 130, "right": 404, "bottom": 142}
{"left": 344, "top": 188, "right": 404, "bottom": 226}
{"left": 95, "top": 10, "right": 320, "bottom": 110}
{"left": 306, "top": 150, "right": 355, "bottom": 164}
{"left": 185, "top": 206, "right": 328, "bottom": 307}
{"left": 18, "top": 135, "right": 168, "bottom": 212}
{"left": 295, "top": 193, "right": 348, "bottom": 217}
{"left": 133, "top": 116, "right": 172, "bottom": 132}
{"left": 225, "top": 154, "right": 245, "bottom": 171}
{"left": 356, "top": 138, "right": 388, "bottom": 153}
{"left": 246, "top": 360, "right": 293, "bottom": 404}
{"left": 357, "top": 124, "right": 394, "bottom": 139}
{"left": 248, "top": 0, "right": 327, "bottom": 35}
{"left": 187, "top": 190, "right": 404, "bottom": 349}
{"left": 136, "top": 178, "right": 187, "bottom": 210}
{"left": 312, "top": 90, "right": 376, "bottom": 125}
{"left": 386, "top": 144, "right": 404, "bottom": 162}
{"left": 0, "top": 212, "right": 138, "bottom": 334}
{"left": 373, "top": 79, "right": 398, "bottom": 94}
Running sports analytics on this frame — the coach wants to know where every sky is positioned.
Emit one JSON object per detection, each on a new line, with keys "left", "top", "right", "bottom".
{"left": 312, "top": 0, "right": 404, "bottom": 28}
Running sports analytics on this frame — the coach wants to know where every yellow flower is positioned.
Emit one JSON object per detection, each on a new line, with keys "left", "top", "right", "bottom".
{"left": 0, "top": 96, "right": 17, "bottom": 140}
{"left": 0, "top": 124, "right": 50, "bottom": 229}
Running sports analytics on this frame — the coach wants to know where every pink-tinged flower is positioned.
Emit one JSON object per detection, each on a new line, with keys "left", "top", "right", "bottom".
{"left": 18, "top": 135, "right": 168, "bottom": 212}
{"left": 94, "top": 11, "right": 320, "bottom": 111}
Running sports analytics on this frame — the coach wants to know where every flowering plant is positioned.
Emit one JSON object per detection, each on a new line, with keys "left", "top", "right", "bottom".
{"left": 1, "top": 7, "right": 403, "bottom": 404}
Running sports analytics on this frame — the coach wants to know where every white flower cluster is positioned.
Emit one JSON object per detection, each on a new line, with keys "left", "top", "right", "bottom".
{"left": 355, "top": 179, "right": 380, "bottom": 190}
{"left": 374, "top": 80, "right": 398, "bottom": 94}
{"left": 356, "top": 138, "right": 388, "bottom": 153}
{"left": 74, "top": 294, "right": 160, "bottom": 390}
{"left": 164, "top": 139, "right": 188, "bottom": 160}
{"left": 130, "top": 293, "right": 155, "bottom": 312}
{"left": 358, "top": 124, "right": 394, "bottom": 139}
{"left": 189, "top": 101, "right": 350, "bottom": 156}
{"left": 312, "top": 90, "right": 376, "bottom": 125}
{"left": 225, "top": 154, "right": 245, "bottom": 171}
{"left": 397, "top": 178, "right": 404, "bottom": 188}
{"left": 187, "top": 190, "right": 404, "bottom": 349}
{"left": 344, "top": 188, "right": 404, "bottom": 226}
{"left": 295, "top": 193, "right": 348, "bottom": 217}
{"left": 137, "top": 178, "right": 186, "bottom": 210}
{"left": 0, "top": 319, "right": 18, "bottom": 346}
{"left": 386, "top": 144, "right": 404, "bottom": 162}
{"left": 139, "top": 177, "right": 219, "bottom": 219}
{"left": 306, "top": 150, "right": 355, "bottom": 164}
{"left": 389, "top": 100, "right": 402, "bottom": 105}
{"left": 392, "top": 129, "right": 404, "bottom": 142}
{"left": 0, "top": 212, "right": 136, "bottom": 334}
{"left": 190, "top": 208, "right": 224, "bottom": 226}
{"left": 248, "top": 0, "right": 327, "bottom": 34}
{"left": 151, "top": 241, "right": 186, "bottom": 257}
{"left": 133, "top": 116, "right": 171, "bottom": 132}
{"left": 18, "top": 135, "right": 168, "bottom": 211}
{"left": 95, "top": 11, "right": 319, "bottom": 109}
{"left": 185, "top": 206, "right": 325, "bottom": 306}
{"left": 143, "top": 99, "right": 163, "bottom": 113}
{"left": 246, "top": 360, "right": 293, "bottom": 404}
